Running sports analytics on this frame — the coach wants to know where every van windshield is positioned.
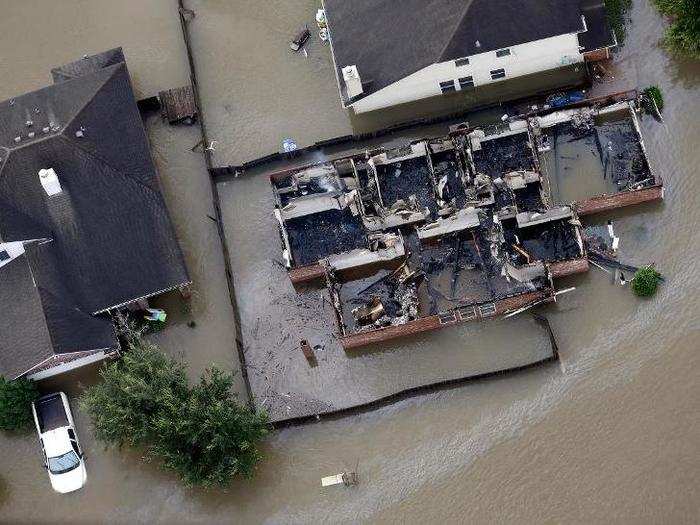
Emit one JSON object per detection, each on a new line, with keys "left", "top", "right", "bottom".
{"left": 47, "top": 451, "right": 80, "bottom": 474}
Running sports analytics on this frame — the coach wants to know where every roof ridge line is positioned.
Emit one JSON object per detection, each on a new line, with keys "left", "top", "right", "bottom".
{"left": 25, "top": 240, "right": 110, "bottom": 356}
{"left": 61, "top": 63, "right": 122, "bottom": 132}
{"left": 56, "top": 133, "right": 162, "bottom": 198}
{"left": 0, "top": 146, "right": 8, "bottom": 177}
{"left": 0, "top": 66, "right": 117, "bottom": 157}
{"left": 437, "top": 0, "right": 478, "bottom": 64}
{"left": 23, "top": 244, "right": 59, "bottom": 354}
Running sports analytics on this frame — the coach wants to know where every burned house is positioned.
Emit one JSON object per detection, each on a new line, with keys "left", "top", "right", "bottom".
{"left": 270, "top": 92, "right": 661, "bottom": 350}
{"left": 0, "top": 49, "right": 189, "bottom": 380}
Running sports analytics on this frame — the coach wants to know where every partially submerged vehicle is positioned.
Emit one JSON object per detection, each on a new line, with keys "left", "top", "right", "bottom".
{"left": 32, "top": 392, "right": 86, "bottom": 494}
{"left": 270, "top": 91, "right": 662, "bottom": 349}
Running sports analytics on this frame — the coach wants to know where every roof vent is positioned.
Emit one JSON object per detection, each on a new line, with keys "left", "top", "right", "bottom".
{"left": 0, "top": 250, "right": 9, "bottom": 262}
{"left": 342, "top": 65, "right": 364, "bottom": 99}
{"left": 39, "top": 168, "right": 63, "bottom": 196}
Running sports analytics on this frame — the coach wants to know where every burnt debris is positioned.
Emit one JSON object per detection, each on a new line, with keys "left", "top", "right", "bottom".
{"left": 268, "top": 95, "right": 661, "bottom": 349}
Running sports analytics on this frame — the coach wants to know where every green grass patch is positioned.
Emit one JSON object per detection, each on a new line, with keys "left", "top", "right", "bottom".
{"left": 642, "top": 85, "right": 665, "bottom": 113}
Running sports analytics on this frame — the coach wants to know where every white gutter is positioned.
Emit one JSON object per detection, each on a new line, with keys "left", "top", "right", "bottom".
{"left": 92, "top": 280, "right": 192, "bottom": 315}
{"left": 321, "top": 0, "right": 350, "bottom": 109}
{"left": 24, "top": 349, "right": 116, "bottom": 381}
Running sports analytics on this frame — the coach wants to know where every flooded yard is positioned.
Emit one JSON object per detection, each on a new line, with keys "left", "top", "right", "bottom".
{"left": 0, "top": 0, "right": 699, "bottom": 523}
{"left": 182, "top": 0, "right": 585, "bottom": 169}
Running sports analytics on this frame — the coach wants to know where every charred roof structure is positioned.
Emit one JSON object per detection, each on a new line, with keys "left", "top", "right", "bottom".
{"left": 270, "top": 92, "right": 662, "bottom": 350}
{"left": 0, "top": 49, "right": 189, "bottom": 379}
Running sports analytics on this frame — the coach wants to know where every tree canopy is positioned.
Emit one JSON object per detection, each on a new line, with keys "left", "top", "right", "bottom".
{"left": 81, "top": 341, "right": 269, "bottom": 487}
{"left": 0, "top": 376, "right": 38, "bottom": 432}
{"left": 653, "top": 0, "right": 700, "bottom": 59}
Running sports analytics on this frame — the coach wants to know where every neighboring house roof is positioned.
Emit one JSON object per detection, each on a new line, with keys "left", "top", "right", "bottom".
{"left": 324, "top": 0, "right": 613, "bottom": 103}
{"left": 0, "top": 241, "right": 118, "bottom": 379}
{"left": 0, "top": 49, "right": 189, "bottom": 378}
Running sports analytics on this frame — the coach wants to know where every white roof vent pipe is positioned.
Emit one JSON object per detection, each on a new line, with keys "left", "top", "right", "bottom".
{"left": 342, "top": 65, "right": 364, "bottom": 99}
{"left": 39, "top": 168, "right": 63, "bottom": 196}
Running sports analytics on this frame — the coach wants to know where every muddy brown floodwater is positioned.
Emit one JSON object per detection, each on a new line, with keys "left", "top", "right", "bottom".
{"left": 1, "top": 1, "right": 699, "bottom": 523}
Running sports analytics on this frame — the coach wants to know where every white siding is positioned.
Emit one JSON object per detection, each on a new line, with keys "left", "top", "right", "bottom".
{"left": 351, "top": 33, "right": 583, "bottom": 113}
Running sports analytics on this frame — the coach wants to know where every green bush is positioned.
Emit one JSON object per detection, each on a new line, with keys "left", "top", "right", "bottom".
{"left": 81, "top": 341, "right": 269, "bottom": 487}
{"left": 0, "top": 376, "right": 39, "bottom": 432}
{"left": 652, "top": 0, "right": 700, "bottom": 59}
{"left": 605, "top": 0, "right": 633, "bottom": 44}
{"left": 642, "top": 85, "right": 665, "bottom": 113}
{"left": 632, "top": 266, "right": 662, "bottom": 297}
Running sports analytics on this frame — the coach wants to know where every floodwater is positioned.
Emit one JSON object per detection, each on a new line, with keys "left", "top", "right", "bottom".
{"left": 184, "top": 0, "right": 585, "bottom": 168}
{"left": 1, "top": 1, "right": 699, "bottom": 524}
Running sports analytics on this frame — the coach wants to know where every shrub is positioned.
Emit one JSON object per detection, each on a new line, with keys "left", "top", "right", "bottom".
{"left": 632, "top": 266, "right": 662, "bottom": 297}
{"left": 81, "top": 341, "right": 269, "bottom": 487}
{"left": 0, "top": 376, "right": 39, "bottom": 432}
{"left": 605, "top": 0, "right": 633, "bottom": 44}
{"left": 652, "top": 0, "right": 700, "bottom": 59}
{"left": 642, "top": 85, "right": 664, "bottom": 113}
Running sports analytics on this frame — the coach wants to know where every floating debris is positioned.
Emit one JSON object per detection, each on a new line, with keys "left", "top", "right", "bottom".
{"left": 321, "top": 472, "right": 358, "bottom": 488}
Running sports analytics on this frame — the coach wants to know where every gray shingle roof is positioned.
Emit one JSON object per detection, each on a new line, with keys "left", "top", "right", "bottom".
{"left": 0, "top": 51, "right": 189, "bottom": 314}
{"left": 0, "top": 249, "right": 55, "bottom": 379}
{"left": 324, "top": 0, "right": 612, "bottom": 103}
{"left": 51, "top": 48, "right": 126, "bottom": 83}
{"left": 0, "top": 242, "right": 118, "bottom": 379}
{"left": 0, "top": 49, "right": 189, "bottom": 378}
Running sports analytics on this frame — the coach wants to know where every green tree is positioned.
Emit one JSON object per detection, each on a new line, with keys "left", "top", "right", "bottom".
{"left": 81, "top": 342, "right": 269, "bottom": 487}
{"left": 632, "top": 266, "right": 662, "bottom": 297}
{"left": 0, "top": 376, "right": 38, "bottom": 432}
{"left": 81, "top": 342, "right": 189, "bottom": 447}
{"left": 151, "top": 368, "right": 269, "bottom": 487}
{"left": 652, "top": 0, "right": 700, "bottom": 58}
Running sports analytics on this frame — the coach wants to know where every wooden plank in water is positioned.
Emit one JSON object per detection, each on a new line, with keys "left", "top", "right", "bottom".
{"left": 158, "top": 85, "right": 197, "bottom": 124}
